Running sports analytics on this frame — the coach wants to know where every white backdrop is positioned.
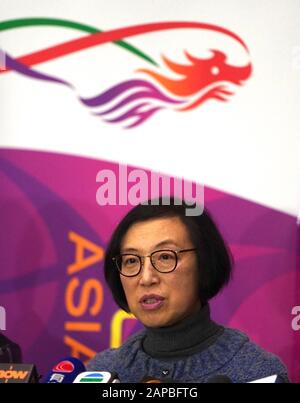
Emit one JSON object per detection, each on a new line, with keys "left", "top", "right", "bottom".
{"left": 1, "top": 0, "right": 299, "bottom": 216}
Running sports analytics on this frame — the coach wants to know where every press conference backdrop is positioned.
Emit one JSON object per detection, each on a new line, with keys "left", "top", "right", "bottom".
{"left": 0, "top": 0, "right": 299, "bottom": 382}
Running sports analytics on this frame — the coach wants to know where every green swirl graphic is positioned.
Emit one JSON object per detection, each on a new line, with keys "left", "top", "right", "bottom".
{"left": 0, "top": 17, "right": 158, "bottom": 66}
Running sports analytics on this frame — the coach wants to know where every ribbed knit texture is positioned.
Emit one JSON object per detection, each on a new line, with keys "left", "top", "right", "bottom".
{"left": 142, "top": 304, "right": 223, "bottom": 359}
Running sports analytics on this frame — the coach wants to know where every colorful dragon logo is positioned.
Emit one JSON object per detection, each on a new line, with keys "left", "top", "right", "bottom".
{"left": 0, "top": 19, "right": 252, "bottom": 128}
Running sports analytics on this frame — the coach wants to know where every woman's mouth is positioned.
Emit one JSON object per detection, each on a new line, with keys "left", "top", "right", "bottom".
{"left": 139, "top": 294, "right": 165, "bottom": 310}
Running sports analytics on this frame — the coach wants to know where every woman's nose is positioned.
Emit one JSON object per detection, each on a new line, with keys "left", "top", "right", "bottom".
{"left": 139, "top": 256, "right": 159, "bottom": 286}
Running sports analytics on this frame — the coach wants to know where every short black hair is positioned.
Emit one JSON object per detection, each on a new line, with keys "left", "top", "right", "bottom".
{"left": 104, "top": 198, "right": 233, "bottom": 312}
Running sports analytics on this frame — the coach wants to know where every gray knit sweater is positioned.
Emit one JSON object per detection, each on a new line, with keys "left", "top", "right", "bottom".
{"left": 87, "top": 308, "right": 289, "bottom": 383}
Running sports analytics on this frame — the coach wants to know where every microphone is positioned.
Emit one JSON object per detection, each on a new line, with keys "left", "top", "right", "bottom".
{"left": 0, "top": 363, "right": 39, "bottom": 383}
{"left": 0, "top": 333, "right": 22, "bottom": 363}
{"left": 207, "top": 374, "right": 277, "bottom": 383}
{"left": 42, "top": 357, "right": 86, "bottom": 383}
{"left": 206, "top": 375, "right": 232, "bottom": 383}
{"left": 73, "top": 371, "right": 120, "bottom": 383}
{"left": 140, "top": 376, "right": 177, "bottom": 383}
{"left": 140, "top": 376, "right": 163, "bottom": 383}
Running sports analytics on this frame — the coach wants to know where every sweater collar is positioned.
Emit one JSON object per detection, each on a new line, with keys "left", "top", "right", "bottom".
{"left": 142, "top": 304, "right": 223, "bottom": 359}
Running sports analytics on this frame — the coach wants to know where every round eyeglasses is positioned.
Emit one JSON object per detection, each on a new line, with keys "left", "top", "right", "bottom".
{"left": 112, "top": 248, "right": 197, "bottom": 277}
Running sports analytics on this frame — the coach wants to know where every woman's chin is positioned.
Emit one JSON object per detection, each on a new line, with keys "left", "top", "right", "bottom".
{"left": 136, "top": 311, "right": 168, "bottom": 328}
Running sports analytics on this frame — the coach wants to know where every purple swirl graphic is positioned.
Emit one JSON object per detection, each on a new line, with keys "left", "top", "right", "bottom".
{"left": 80, "top": 79, "right": 183, "bottom": 128}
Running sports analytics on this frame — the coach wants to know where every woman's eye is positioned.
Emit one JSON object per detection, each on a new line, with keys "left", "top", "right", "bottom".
{"left": 160, "top": 253, "right": 173, "bottom": 260}
{"left": 124, "top": 257, "right": 137, "bottom": 266}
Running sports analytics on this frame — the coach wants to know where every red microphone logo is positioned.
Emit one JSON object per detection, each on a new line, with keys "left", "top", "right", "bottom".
{"left": 52, "top": 361, "right": 75, "bottom": 373}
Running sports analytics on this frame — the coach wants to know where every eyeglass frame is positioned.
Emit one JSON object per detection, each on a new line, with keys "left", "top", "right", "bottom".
{"left": 112, "top": 248, "right": 197, "bottom": 277}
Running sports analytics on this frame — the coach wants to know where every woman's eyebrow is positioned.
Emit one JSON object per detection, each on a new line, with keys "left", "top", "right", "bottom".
{"left": 121, "top": 247, "right": 139, "bottom": 253}
{"left": 154, "top": 239, "right": 179, "bottom": 248}
{"left": 121, "top": 239, "right": 179, "bottom": 253}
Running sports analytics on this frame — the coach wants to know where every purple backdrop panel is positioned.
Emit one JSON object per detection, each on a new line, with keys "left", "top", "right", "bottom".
{"left": 0, "top": 149, "right": 299, "bottom": 381}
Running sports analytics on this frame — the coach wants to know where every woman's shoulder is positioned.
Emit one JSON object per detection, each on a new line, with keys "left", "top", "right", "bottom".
{"left": 221, "top": 326, "right": 284, "bottom": 363}
{"left": 86, "top": 330, "right": 146, "bottom": 372}
{"left": 217, "top": 327, "right": 289, "bottom": 383}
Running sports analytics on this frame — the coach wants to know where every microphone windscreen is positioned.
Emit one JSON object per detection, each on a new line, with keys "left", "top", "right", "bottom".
{"left": 140, "top": 376, "right": 178, "bottom": 383}
{"left": 206, "top": 375, "right": 233, "bottom": 383}
{"left": 0, "top": 363, "right": 39, "bottom": 383}
{"left": 73, "top": 371, "right": 120, "bottom": 383}
{"left": 0, "top": 333, "right": 22, "bottom": 363}
{"left": 140, "top": 376, "right": 163, "bottom": 383}
{"left": 42, "top": 357, "right": 86, "bottom": 383}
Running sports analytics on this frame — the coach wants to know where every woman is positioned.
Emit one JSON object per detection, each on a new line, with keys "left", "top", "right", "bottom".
{"left": 87, "top": 198, "right": 289, "bottom": 383}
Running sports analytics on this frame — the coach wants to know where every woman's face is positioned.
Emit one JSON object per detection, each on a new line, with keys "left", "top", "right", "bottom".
{"left": 120, "top": 217, "right": 201, "bottom": 327}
